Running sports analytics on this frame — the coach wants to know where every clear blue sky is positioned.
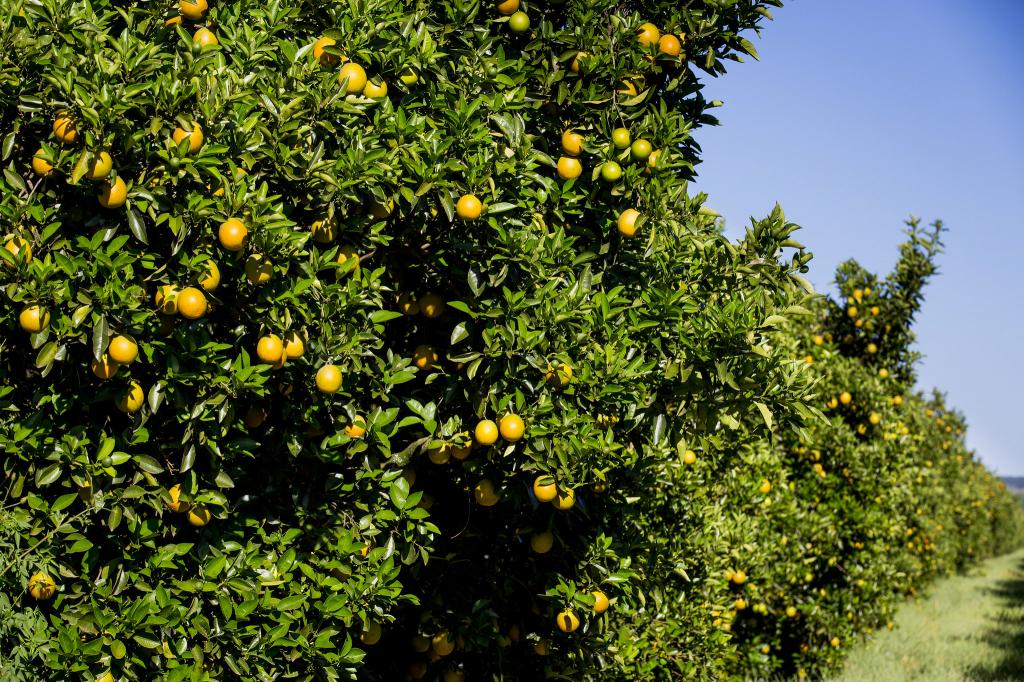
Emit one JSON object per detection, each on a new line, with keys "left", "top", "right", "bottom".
{"left": 692, "top": 0, "right": 1024, "bottom": 476}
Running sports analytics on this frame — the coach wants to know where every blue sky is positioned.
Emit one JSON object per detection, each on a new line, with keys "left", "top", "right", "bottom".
{"left": 692, "top": 0, "right": 1024, "bottom": 476}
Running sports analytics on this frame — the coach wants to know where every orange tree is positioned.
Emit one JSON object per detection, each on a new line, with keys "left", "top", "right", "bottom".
{"left": 2, "top": 1, "right": 1022, "bottom": 681}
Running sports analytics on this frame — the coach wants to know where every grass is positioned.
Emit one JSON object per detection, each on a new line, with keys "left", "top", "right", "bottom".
{"left": 828, "top": 547, "right": 1024, "bottom": 682}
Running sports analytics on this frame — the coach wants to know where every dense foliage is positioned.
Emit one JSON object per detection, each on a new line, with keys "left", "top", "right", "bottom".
{"left": 1, "top": 0, "right": 1020, "bottom": 680}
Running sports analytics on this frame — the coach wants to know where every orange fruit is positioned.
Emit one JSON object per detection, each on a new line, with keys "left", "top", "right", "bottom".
{"left": 592, "top": 591, "right": 609, "bottom": 614}
{"left": 116, "top": 381, "right": 145, "bottom": 413}
{"left": 530, "top": 530, "right": 554, "bottom": 554}
{"left": 27, "top": 572, "right": 56, "bottom": 600}
{"left": 31, "top": 148, "right": 54, "bottom": 176}
{"left": 167, "top": 484, "right": 189, "bottom": 513}
{"left": 413, "top": 344, "right": 439, "bottom": 370}
{"left": 97, "top": 176, "right": 127, "bottom": 208}
{"left": 53, "top": 114, "right": 77, "bottom": 143}
{"left": 647, "top": 148, "right": 661, "bottom": 171}
{"left": 155, "top": 285, "right": 179, "bottom": 314}
{"left": 360, "top": 621, "right": 382, "bottom": 645}
{"left": 4, "top": 237, "right": 32, "bottom": 267}
{"left": 108, "top": 335, "right": 139, "bottom": 364}
{"left": 368, "top": 198, "right": 395, "bottom": 219}
{"left": 561, "top": 130, "right": 584, "bottom": 156}
{"left": 310, "top": 215, "right": 336, "bottom": 243}
{"left": 283, "top": 331, "right": 305, "bottom": 359}
{"left": 345, "top": 416, "right": 367, "bottom": 438}
{"left": 637, "top": 22, "right": 660, "bottom": 47}
{"left": 551, "top": 487, "right": 575, "bottom": 510}
{"left": 411, "top": 634, "right": 431, "bottom": 653}
{"left": 443, "top": 670, "right": 464, "bottom": 682}
{"left": 315, "top": 365, "right": 343, "bottom": 394}
{"left": 338, "top": 63, "right": 367, "bottom": 94}
{"left": 176, "top": 287, "right": 208, "bottom": 320}
{"left": 187, "top": 504, "right": 211, "bottom": 526}
{"left": 432, "top": 632, "right": 455, "bottom": 657}
{"left": 179, "top": 0, "right": 208, "bottom": 19}
{"left": 474, "top": 478, "right": 500, "bottom": 506}
{"left": 200, "top": 260, "right": 220, "bottom": 291}
{"left": 630, "top": 139, "right": 653, "bottom": 161}
{"left": 172, "top": 122, "right": 204, "bottom": 153}
{"left": 682, "top": 449, "right": 697, "bottom": 465}
{"left": 456, "top": 194, "right": 483, "bottom": 220}
{"left": 569, "top": 51, "right": 588, "bottom": 73}
{"left": 556, "top": 608, "right": 580, "bottom": 633}
{"left": 556, "top": 156, "right": 582, "bottom": 180}
{"left": 335, "top": 245, "right": 359, "bottom": 273}
{"left": 419, "top": 293, "right": 445, "bottom": 318}
{"left": 244, "top": 253, "right": 273, "bottom": 285}
{"left": 611, "top": 127, "right": 631, "bottom": 149}
{"left": 18, "top": 305, "right": 49, "bottom": 331}
{"left": 428, "top": 445, "right": 450, "bottom": 465}
{"left": 499, "top": 413, "right": 525, "bottom": 441}
{"left": 508, "top": 11, "right": 530, "bottom": 32}
{"left": 91, "top": 354, "right": 120, "bottom": 380}
{"left": 218, "top": 217, "right": 248, "bottom": 251}
{"left": 256, "top": 335, "right": 284, "bottom": 364}
{"left": 759, "top": 480, "right": 772, "bottom": 494}
{"left": 600, "top": 161, "right": 622, "bottom": 182}
{"left": 474, "top": 419, "right": 499, "bottom": 445}
{"left": 245, "top": 406, "right": 268, "bottom": 429}
{"left": 658, "top": 34, "right": 682, "bottom": 56}
{"left": 496, "top": 0, "right": 519, "bottom": 15}
{"left": 398, "top": 293, "right": 420, "bottom": 315}
{"left": 312, "top": 36, "right": 338, "bottom": 65}
{"left": 85, "top": 151, "right": 113, "bottom": 180}
{"left": 839, "top": 391, "right": 852, "bottom": 405}
{"left": 363, "top": 78, "right": 388, "bottom": 98}
{"left": 192, "top": 27, "right": 218, "bottom": 47}
{"left": 617, "top": 208, "right": 641, "bottom": 237}
{"left": 532, "top": 475, "right": 557, "bottom": 502}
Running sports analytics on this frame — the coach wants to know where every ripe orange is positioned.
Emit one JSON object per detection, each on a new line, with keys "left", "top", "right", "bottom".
{"left": 398, "top": 293, "right": 420, "bottom": 315}
{"left": 179, "top": 0, "right": 207, "bottom": 19}
{"left": 335, "top": 245, "right": 359, "bottom": 272}
{"left": 108, "top": 335, "right": 139, "bottom": 364}
{"left": 647, "top": 148, "right": 662, "bottom": 171}
{"left": 363, "top": 78, "right": 388, "bottom": 98}
{"left": 474, "top": 479, "right": 500, "bottom": 506}
{"left": 316, "top": 364, "right": 342, "bottom": 393}
{"left": 879, "top": 368, "right": 890, "bottom": 379}
{"left": 360, "top": 621, "right": 383, "bottom": 645}
{"left": 637, "top": 22, "right": 661, "bottom": 47}
{"left": 53, "top": 114, "right": 77, "bottom": 143}
{"left": 172, "top": 122, "right": 204, "bottom": 153}
{"left": 200, "top": 260, "right": 220, "bottom": 291}
{"left": 432, "top": 632, "right": 455, "bottom": 657}
{"left": 450, "top": 438, "right": 472, "bottom": 460}
{"left": 413, "top": 344, "right": 439, "bottom": 370}
{"left": 31, "top": 148, "right": 53, "bottom": 176}
{"left": 508, "top": 11, "right": 530, "bottom": 32}
{"left": 312, "top": 36, "right": 338, "bottom": 65}
{"left": 368, "top": 198, "right": 395, "bottom": 219}
{"left": 338, "top": 63, "right": 368, "bottom": 94}
{"left": 839, "top": 391, "right": 852, "bottom": 405}
{"left": 27, "top": 572, "right": 56, "bottom": 600}
{"left": 731, "top": 570, "right": 747, "bottom": 585}
{"left": 475, "top": 419, "right": 499, "bottom": 445}
{"left": 551, "top": 487, "right": 575, "bottom": 510}
{"left": 496, "top": 0, "right": 519, "bottom": 15}
{"left": 530, "top": 530, "right": 554, "bottom": 554}
{"left": 245, "top": 254, "right": 273, "bottom": 285}
{"left": 786, "top": 606, "right": 798, "bottom": 618}
{"left": 345, "top": 416, "right": 367, "bottom": 438}
{"left": 556, "top": 608, "right": 580, "bottom": 633}
{"left": 4, "top": 237, "right": 32, "bottom": 267}
{"left": 569, "top": 51, "right": 588, "bottom": 74}
{"left": 283, "top": 331, "right": 305, "bottom": 359}
{"left": 244, "top": 406, "right": 268, "bottom": 429}
{"left": 611, "top": 127, "right": 631, "bottom": 149}
{"left": 411, "top": 634, "right": 431, "bottom": 653}
{"left": 218, "top": 217, "right": 248, "bottom": 251}
{"left": 19, "top": 303, "right": 49, "bottom": 333}
{"left": 867, "top": 342, "right": 878, "bottom": 354}
{"left": 545, "top": 363, "right": 572, "bottom": 387}
{"left": 658, "top": 34, "right": 682, "bottom": 56}
{"left": 177, "top": 287, "right": 208, "bottom": 320}
{"left": 592, "top": 590, "right": 609, "bottom": 614}
{"left": 682, "top": 449, "right": 697, "bottom": 465}
{"left": 311, "top": 215, "right": 336, "bottom": 243}
{"left": 456, "top": 194, "right": 483, "bottom": 220}
{"left": 617, "top": 208, "right": 641, "bottom": 237}
{"left": 759, "top": 480, "right": 772, "bottom": 494}
{"left": 167, "top": 484, "right": 189, "bottom": 513}
{"left": 557, "top": 156, "right": 582, "bottom": 180}
{"left": 117, "top": 381, "right": 145, "bottom": 413}
{"left": 499, "top": 413, "right": 525, "bottom": 441}
{"left": 533, "top": 475, "right": 557, "bottom": 502}
{"left": 419, "top": 293, "right": 445, "bottom": 318}
{"left": 442, "top": 669, "right": 464, "bottom": 682}
{"left": 155, "top": 285, "right": 179, "bottom": 314}
{"left": 91, "top": 354, "right": 120, "bottom": 380}
{"left": 428, "top": 445, "right": 450, "bottom": 465}
{"left": 869, "top": 412, "right": 881, "bottom": 425}
{"left": 630, "top": 139, "right": 653, "bottom": 161}
{"left": 97, "top": 177, "right": 128, "bottom": 208}
{"left": 561, "top": 130, "right": 584, "bottom": 156}
{"left": 256, "top": 335, "right": 284, "bottom": 364}
{"left": 187, "top": 504, "right": 211, "bottom": 526}
{"left": 193, "top": 27, "right": 218, "bottom": 47}
{"left": 85, "top": 150, "right": 113, "bottom": 180}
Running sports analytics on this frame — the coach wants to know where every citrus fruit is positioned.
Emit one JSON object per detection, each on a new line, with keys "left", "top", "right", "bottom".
{"left": 338, "top": 63, "right": 367, "bottom": 94}
{"left": 551, "top": 487, "right": 575, "bottom": 510}
{"left": 27, "top": 571, "right": 56, "bottom": 600}
{"left": 658, "top": 34, "right": 682, "bottom": 56}
{"left": 218, "top": 217, "right": 248, "bottom": 251}
{"left": 432, "top": 632, "right": 455, "bottom": 657}
{"left": 600, "top": 161, "right": 622, "bottom": 182}
{"left": 345, "top": 416, "right": 367, "bottom": 438}
{"left": 200, "top": 260, "right": 220, "bottom": 291}
{"left": 474, "top": 419, "right": 499, "bottom": 445}
{"left": 456, "top": 194, "right": 482, "bottom": 220}
{"left": 419, "top": 293, "right": 445, "bottom": 318}
{"left": 97, "top": 177, "right": 127, "bottom": 208}
{"left": 630, "top": 139, "right": 653, "bottom": 161}
{"left": 592, "top": 590, "right": 609, "bottom": 614}
{"left": 192, "top": 27, "right": 218, "bottom": 47}
{"left": 31, "top": 148, "right": 53, "bottom": 176}
{"left": 637, "top": 22, "right": 660, "bottom": 47}
{"left": 496, "top": 0, "right": 519, "bottom": 15}
{"left": 556, "top": 608, "right": 580, "bottom": 633}
{"left": 117, "top": 382, "right": 145, "bottom": 413}
{"left": 499, "top": 413, "right": 525, "bottom": 441}
{"left": 245, "top": 254, "right": 273, "bottom": 285}
{"left": 167, "top": 484, "right": 189, "bottom": 513}
{"left": 256, "top": 335, "right": 284, "bottom": 364}
{"left": 187, "top": 505, "right": 211, "bottom": 526}
{"left": 557, "top": 156, "right": 582, "bottom": 179}
{"left": 611, "top": 127, "right": 631, "bottom": 149}
{"left": 533, "top": 475, "right": 557, "bottom": 502}
{"left": 179, "top": 0, "right": 208, "bottom": 19}
{"left": 413, "top": 344, "right": 439, "bottom": 370}
{"left": 108, "top": 335, "right": 139, "bottom": 364}
{"left": 85, "top": 150, "right": 113, "bottom": 180}
{"left": 283, "top": 331, "right": 304, "bottom": 359}
{"left": 398, "top": 293, "right": 419, "bottom": 315}
{"left": 4, "top": 237, "right": 31, "bottom": 267}
{"left": 360, "top": 621, "right": 382, "bottom": 645}
{"left": 312, "top": 36, "right": 338, "bottom": 65}
{"left": 310, "top": 216, "right": 336, "bottom": 243}
{"left": 617, "top": 208, "right": 640, "bottom": 237}
{"left": 155, "top": 285, "right": 179, "bottom": 314}
{"left": 172, "top": 122, "right": 204, "bottom": 153}
{"left": 53, "top": 114, "right": 77, "bottom": 143}
{"left": 91, "top": 354, "right": 120, "bottom": 380}
{"left": 530, "top": 531, "right": 554, "bottom": 554}
{"left": 474, "top": 479, "right": 500, "bottom": 506}
{"left": 561, "top": 130, "right": 583, "bottom": 156}
{"left": 316, "top": 364, "right": 342, "bottom": 393}
{"left": 508, "top": 11, "right": 530, "bottom": 32}
{"left": 177, "top": 287, "right": 207, "bottom": 319}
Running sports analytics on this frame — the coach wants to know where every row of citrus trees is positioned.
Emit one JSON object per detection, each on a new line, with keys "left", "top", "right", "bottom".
{"left": 1, "top": 0, "right": 1021, "bottom": 680}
